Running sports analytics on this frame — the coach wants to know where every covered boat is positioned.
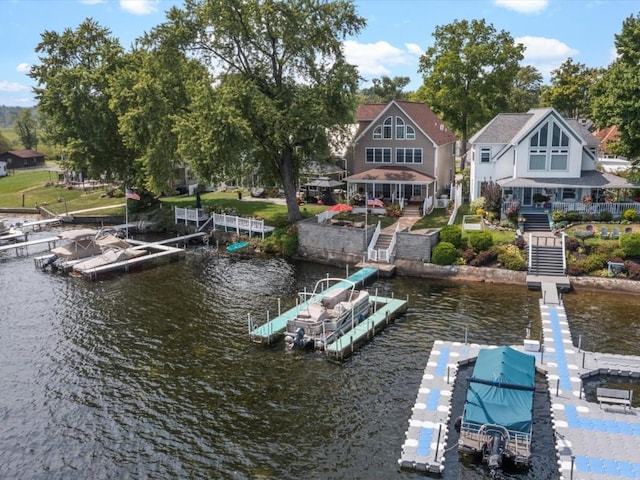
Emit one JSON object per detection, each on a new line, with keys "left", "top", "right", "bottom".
{"left": 72, "top": 246, "right": 147, "bottom": 273}
{"left": 283, "top": 278, "right": 371, "bottom": 351}
{"left": 458, "top": 346, "right": 535, "bottom": 473}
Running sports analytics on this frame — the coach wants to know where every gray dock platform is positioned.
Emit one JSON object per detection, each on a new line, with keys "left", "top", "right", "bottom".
{"left": 399, "top": 299, "right": 640, "bottom": 478}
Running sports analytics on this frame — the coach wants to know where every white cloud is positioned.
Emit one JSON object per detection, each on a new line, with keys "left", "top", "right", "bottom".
{"left": 120, "top": 0, "right": 159, "bottom": 15}
{"left": 515, "top": 36, "right": 578, "bottom": 80}
{"left": 494, "top": 0, "right": 548, "bottom": 14}
{"left": 16, "top": 63, "right": 31, "bottom": 74}
{"left": 343, "top": 40, "right": 420, "bottom": 77}
{"left": 516, "top": 36, "right": 578, "bottom": 60}
{"left": 0, "top": 80, "right": 30, "bottom": 93}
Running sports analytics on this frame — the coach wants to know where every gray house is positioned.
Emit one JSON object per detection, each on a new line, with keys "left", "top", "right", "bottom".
{"left": 345, "top": 101, "right": 457, "bottom": 214}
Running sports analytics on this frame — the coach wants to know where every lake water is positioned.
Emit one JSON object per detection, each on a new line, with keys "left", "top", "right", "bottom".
{"left": 1, "top": 227, "right": 639, "bottom": 479}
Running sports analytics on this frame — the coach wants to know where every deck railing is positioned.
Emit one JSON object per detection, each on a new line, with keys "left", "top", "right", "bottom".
{"left": 503, "top": 200, "right": 640, "bottom": 218}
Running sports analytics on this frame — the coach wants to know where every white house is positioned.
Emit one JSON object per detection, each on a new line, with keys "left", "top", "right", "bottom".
{"left": 469, "top": 107, "right": 638, "bottom": 215}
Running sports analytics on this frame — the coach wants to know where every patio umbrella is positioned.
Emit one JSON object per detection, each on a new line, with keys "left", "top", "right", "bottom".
{"left": 327, "top": 203, "right": 353, "bottom": 213}
{"left": 367, "top": 198, "right": 384, "bottom": 208}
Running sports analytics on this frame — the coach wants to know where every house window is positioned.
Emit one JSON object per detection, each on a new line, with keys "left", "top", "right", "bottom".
{"left": 366, "top": 147, "right": 391, "bottom": 163}
{"left": 396, "top": 148, "right": 423, "bottom": 164}
{"left": 406, "top": 125, "right": 415, "bottom": 140}
{"left": 528, "top": 120, "right": 570, "bottom": 171}
{"left": 383, "top": 116, "right": 392, "bottom": 139}
{"left": 480, "top": 148, "right": 490, "bottom": 163}
{"left": 396, "top": 117, "right": 405, "bottom": 139}
{"left": 373, "top": 126, "right": 382, "bottom": 139}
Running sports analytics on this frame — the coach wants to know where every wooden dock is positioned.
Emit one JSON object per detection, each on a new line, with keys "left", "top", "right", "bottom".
{"left": 1, "top": 235, "right": 59, "bottom": 256}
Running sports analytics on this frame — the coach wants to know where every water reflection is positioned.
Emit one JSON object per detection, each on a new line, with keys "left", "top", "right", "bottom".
{"left": 1, "top": 242, "right": 639, "bottom": 479}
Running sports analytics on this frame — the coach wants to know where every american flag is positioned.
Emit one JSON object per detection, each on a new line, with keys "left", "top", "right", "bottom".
{"left": 125, "top": 189, "right": 140, "bottom": 201}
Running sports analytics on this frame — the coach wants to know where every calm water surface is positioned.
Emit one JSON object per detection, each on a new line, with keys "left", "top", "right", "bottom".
{"left": 1, "top": 227, "right": 639, "bottom": 479}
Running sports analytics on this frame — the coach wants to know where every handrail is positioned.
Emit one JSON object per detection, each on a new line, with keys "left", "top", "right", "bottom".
{"left": 561, "top": 232, "right": 567, "bottom": 274}
{"left": 367, "top": 222, "right": 381, "bottom": 261}
{"left": 528, "top": 233, "right": 533, "bottom": 273}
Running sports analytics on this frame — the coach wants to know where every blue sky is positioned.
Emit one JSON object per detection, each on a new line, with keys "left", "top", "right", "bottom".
{"left": 1, "top": 0, "right": 638, "bottom": 107}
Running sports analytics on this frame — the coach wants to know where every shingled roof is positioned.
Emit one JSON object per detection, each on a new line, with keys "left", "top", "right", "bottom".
{"left": 356, "top": 101, "right": 457, "bottom": 146}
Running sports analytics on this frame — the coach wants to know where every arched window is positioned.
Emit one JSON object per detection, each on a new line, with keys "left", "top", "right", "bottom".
{"left": 383, "top": 116, "right": 392, "bottom": 139}
{"left": 406, "top": 125, "right": 415, "bottom": 140}
{"left": 396, "top": 117, "right": 405, "bottom": 139}
{"left": 373, "top": 126, "right": 382, "bottom": 139}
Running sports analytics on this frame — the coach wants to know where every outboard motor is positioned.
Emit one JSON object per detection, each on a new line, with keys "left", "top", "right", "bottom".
{"left": 292, "top": 327, "right": 306, "bottom": 350}
{"left": 487, "top": 433, "right": 504, "bottom": 471}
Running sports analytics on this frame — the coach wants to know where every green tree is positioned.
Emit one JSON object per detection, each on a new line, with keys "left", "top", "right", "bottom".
{"left": 0, "top": 131, "right": 11, "bottom": 152}
{"left": 541, "top": 58, "right": 602, "bottom": 119}
{"left": 591, "top": 13, "right": 640, "bottom": 163}
{"left": 108, "top": 40, "right": 209, "bottom": 195}
{"left": 508, "top": 65, "right": 542, "bottom": 112}
{"left": 360, "top": 75, "right": 410, "bottom": 103}
{"left": 162, "top": 0, "right": 365, "bottom": 222}
{"left": 30, "top": 19, "right": 133, "bottom": 181}
{"left": 13, "top": 109, "right": 38, "bottom": 149}
{"left": 416, "top": 19, "right": 524, "bottom": 169}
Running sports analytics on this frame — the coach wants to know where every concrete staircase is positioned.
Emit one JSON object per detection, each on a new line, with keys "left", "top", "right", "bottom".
{"left": 373, "top": 232, "right": 393, "bottom": 252}
{"left": 529, "top": 243, "right": 565, "bottom": 276}
{"left": 526, "top": 235, "right": 571, "bottom": 292}
{"left": 402, "top": 203, "right": 422, "bottom": 217}
{"left": 522, "top": 212, "right": 551, "bottom": 233}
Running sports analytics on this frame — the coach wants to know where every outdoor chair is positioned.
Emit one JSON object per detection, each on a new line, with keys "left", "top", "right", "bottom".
{"left": 585, "top": 225, "right": 594, "bottom": 236}
{"left": 600, "top": 227, "right": 610, "bottom": 239}
{"left": 611, "top": 227, "right": 620, "bottom": 240}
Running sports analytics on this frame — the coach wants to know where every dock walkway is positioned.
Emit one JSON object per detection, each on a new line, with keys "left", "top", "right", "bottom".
{"left": 399, "top": 300, "right": 640, "bottom": 478}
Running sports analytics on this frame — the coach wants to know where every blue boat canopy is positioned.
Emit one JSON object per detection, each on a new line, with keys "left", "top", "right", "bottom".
{"left": 463, "top": 346, "right": 535, "bottom": 434}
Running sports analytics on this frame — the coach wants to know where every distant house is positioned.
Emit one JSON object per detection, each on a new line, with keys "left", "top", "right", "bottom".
{"left": 344, "top": 100, "right": 457, "bottom": 214}
{"left": 0, "top": 160, "right": 7, "bottom": 177}
{"left": 593, "top": 125, "right": 622, "bottom": 159}
{"left": 0, "top": 149, "right": 46, "bottom": 169}
{"left": 469, "top": 107, "right": 639, "bottom": 217}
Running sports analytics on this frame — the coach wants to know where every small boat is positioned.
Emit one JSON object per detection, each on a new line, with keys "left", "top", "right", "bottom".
{"left": 72, "top": 245, "right": 147, "bottom": 273}
{"left": 227, "top": 241, "right": 249, "bottom": 252}
{"left": 283, "top": 278, "right": 371, "bottom": 351}
{"left": 0, "top": 220, "right": 25, "bottom": 245}
{"left": 457, "top": 346, "right": 535, "bottom": 474}
{"left": 41, "top": 228, "right": 132, "bottom": 271}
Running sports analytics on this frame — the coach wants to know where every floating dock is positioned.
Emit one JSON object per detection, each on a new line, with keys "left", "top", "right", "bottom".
{"left": 398, "top": 299, "right": 640, "bottom": 479}
{"left": 249, "top": 267, "right": 409, "bottom": 358}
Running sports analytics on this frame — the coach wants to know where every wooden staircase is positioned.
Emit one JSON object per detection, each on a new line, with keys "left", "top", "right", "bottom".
{"left": 526, "top": 235, "right": 571, "bottom": 292}
{"left": 521, "top": 212, "right": 551, "bottom": 232}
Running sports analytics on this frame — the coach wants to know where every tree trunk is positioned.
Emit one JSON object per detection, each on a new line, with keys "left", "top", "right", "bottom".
{"left": 279, "top": 147, "right": 303, "bottom": 223}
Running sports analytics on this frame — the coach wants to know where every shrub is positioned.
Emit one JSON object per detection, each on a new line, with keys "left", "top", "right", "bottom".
{"left": 470, "top": 249, "right": 498, "bottom": 267}
{"left": 565, "top": 211, "right": 582, "bottom": 222}
{"left": 573, "top": 253, "right": 608, "bottom": 273}
{"left": 620, "top": 232, "right": 640, "bottom": 258}
{"left": 497, "top": 245, "right": 527, "bottom": 271}
{"left": 468, "top": 231, "right": 494, "bottom": 253}
{"left": 567, "top": 263, "right": 585, "bottom": 276}
{"left": 513, "top": 236, "right": 526, "bottom": 249}
{"left": 551, "top": 210, "right": 565, "bottom": 222}
{"left": 469, "top": 197, "right": 486, "bottom": 213}
{"left": 432, "top": 241, "right": 458, "bottom": 265}
{"left": 599, "top": 210, "right": 613, "bottom": 222}
{"left": 625, "top": 261, "right": 640, "bottom": 280}
{"left": 439, "top": 225, "right": 462, "bottom": 248}
{"left": 622, "top": 208, "right": 638, "bottom": 222}
{"left": 564, "top": 236, "right": 579, "bottom": 252}
{"left": 461, "top": 248, "right": 476, "bottom": 264}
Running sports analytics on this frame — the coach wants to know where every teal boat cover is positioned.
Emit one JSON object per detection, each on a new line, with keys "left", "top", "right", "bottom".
{"left": 463, "top": 346, "right": 535, "bottom": 434}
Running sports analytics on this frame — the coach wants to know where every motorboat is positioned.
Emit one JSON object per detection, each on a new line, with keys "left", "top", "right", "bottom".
{"left": 40, "top": 228, "right": 131, "bottom": 271}
{"left": 283, "top": 278, "right": 371, "bottom": 351}
{"left": 72, "top": 245, "right": 147, "bottom": 273}
{"left": 0, "top": 219, "right": 25, "bottom": 245}
{"left": 457, "top": 346, "right": 535, "bottom": 474}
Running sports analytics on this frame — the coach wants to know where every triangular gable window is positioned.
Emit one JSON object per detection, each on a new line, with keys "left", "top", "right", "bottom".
{"left": 528, "top": 120, "right": 569, "bottom": 172}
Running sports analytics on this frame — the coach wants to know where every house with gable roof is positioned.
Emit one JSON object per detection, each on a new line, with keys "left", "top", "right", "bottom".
{"left": 344, "top": 101, "right": 457, "bottom": 214}
{"left": 469, "top": 107, "right": 639, "bottom": 217}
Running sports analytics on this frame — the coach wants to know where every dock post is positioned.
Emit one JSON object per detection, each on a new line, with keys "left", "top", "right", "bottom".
{"left": 447, "top": 366, "right": 450, "bottom": 385}
{"left": 582, "top": 352, "right": 585, "bottom": 368}
{"left": 570, "top": 455, "right": 575, "bottom": 480}
{"left": 578, "top": 334, "right": 582, "bottom": 352}
{"left": 247, "top": 313, "right": 251, "bottom": 336}
{"left": 464, "top": 328, "right": 468, "bottom": 345}
{"left": 434, "top": 424, "right": 442, "bottom": 461}
{"left": 556, "top": 378, "right": 560, "bottom": 397}
{"left": 278, "top": 298, "right": 281, "bottom": 317}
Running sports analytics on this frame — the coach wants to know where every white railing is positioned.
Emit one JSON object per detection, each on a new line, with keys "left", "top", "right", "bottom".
{"left": 175, "top": 206, "right": 207, "bottom": 222}
{"left": 551, "top": 201, "right": 639, "bottom": 217}
{"left": 367, "top": 222, "right": 381, "bottom": 261}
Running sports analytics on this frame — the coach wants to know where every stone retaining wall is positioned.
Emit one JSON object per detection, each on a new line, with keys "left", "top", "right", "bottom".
{"left": 297, "top": 217, "right": 374, "bottom": 264}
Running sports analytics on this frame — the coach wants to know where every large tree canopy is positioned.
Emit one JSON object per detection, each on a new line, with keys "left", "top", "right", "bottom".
{"left": 508, "top": 65, "right": 542, "bottom": 113}
{"left": 416, "top": 18, "right": 524, "bottom": 168}
{"left": 30, "top": 19, "right": 133, "bottom": 180}
{"left": 541, "top": 58, "right": 601, "bottom": 119}
{"left": 162, "top": 0, "right": 365, "bottom": 222}
{"left": 592, "top": 13, "right": 640, "bottom": 164}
